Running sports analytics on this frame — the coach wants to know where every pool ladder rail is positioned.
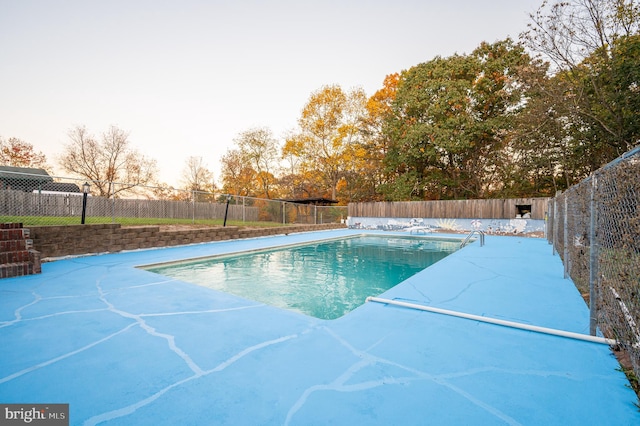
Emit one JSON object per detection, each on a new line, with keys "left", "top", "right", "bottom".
{"left": 460, "top": 230, "right": 485, "bottom": 248}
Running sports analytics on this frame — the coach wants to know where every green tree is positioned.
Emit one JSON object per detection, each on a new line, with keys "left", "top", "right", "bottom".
{"left": 505, "top": 62, "right": 579, "bottom": 195}
{"left": 574, "top": 34, "right": 640, "bottom": 158}
{"left": 382, "top": 39, "right": 534, "bottom": 200}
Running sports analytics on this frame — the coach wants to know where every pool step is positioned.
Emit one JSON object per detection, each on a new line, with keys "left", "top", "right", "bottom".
{"left": 0, "top": 223, "right": 42, "bottom": 279}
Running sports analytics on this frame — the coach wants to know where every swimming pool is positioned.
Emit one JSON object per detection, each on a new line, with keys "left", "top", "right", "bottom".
{"left": 144, "top": 235, "right": 459, "bottom": 319}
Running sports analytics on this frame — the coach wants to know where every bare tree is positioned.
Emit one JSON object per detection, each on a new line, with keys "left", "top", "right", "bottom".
{"left": 59, "top": 125, "right": 157, "bottom": 197}
{"left": 522, "top": 0, "right": 639, "bottom": 70}
{"left": 181, "top": 156, "right": 215, "bottom": 200}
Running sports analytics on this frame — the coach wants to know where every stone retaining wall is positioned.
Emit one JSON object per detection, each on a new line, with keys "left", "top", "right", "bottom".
{"left": 29, "top": 223, "right": 346, "bottom": 260}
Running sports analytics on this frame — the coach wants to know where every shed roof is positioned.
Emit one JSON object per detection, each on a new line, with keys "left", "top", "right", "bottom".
{"left": 40, "top": 182, "right": 81, "bottom": 193}
{"left": 279, "top": 197, "right": 338, "bottom": 205}
{"left": 0, "top": 165, "right": 52, "bottom": 180}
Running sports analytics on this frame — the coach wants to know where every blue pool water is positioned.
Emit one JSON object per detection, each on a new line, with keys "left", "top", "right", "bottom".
{"left": 145, "top": 235, "right": 458, "bottom": 319}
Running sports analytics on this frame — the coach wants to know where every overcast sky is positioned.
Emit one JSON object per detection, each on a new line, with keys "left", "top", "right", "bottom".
{"left": 1, "top": 0, "right": 541, "bottom": 187}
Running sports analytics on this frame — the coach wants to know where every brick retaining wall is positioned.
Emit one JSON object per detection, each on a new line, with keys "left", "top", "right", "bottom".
{"left": 0, "top": 223, "right": 42, "bottom": 278}
{"left": 28, "top": 223, "right": 346, "bottom": 259}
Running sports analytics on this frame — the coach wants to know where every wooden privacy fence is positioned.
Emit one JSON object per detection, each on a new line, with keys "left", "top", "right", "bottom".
{"left": 348, "top": 198, "right": 549, "bottom": 220}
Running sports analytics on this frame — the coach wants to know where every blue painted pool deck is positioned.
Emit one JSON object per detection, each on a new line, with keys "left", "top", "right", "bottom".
{"left": 1, "top": 229, "right": 639, "bottom": 425}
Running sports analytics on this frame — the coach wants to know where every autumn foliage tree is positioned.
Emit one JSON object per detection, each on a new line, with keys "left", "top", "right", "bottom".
{"left": 349, "top": 73, "right": 399, "bottom": 201}
{"left": 216, "top": 0, "right": 639, "bottom": 203}
{"left": 283, "top": 85, "right": 368, "bottom": 201}
{"left": 219, "top": 148, "right": 257, "bottom": 197}
{"left": 0, "top": 136, "right": 49, "bottom": 170}
{"left": 59, "top": 125, "right": 157, "bottom": 197}
{"left": 234, "top": 127, "right": 280, "bottom": 199}
{"left": 280, "top": 131, "right": 308, "bottom": 199}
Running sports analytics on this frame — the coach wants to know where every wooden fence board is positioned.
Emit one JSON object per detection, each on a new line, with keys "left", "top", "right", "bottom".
{"left": 348, "top": 198, "right": 549, "bottom": 220}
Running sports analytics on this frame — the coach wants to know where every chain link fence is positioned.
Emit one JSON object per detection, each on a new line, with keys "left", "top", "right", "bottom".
{"left": 548, "top": 146, "right": 640, "bottom": 379}
{"left": 0, "top": 171, "right": 347, "bottom": 227}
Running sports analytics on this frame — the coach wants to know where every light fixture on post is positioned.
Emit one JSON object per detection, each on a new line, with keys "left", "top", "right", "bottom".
{"left": 223, "top": 194, "right": 232, "bottom": 227}
{"left": 81, "top": 182, "right": 90, "bottom": 224}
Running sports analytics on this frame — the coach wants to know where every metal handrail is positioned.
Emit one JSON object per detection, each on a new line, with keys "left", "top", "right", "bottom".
{"left": 460, "top": 230, "right": 485, "bottom": 248}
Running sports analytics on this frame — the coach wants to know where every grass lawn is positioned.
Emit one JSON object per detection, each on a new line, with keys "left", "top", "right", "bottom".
{"left": 0, "top": 215, "right": 290, "bottom": 228}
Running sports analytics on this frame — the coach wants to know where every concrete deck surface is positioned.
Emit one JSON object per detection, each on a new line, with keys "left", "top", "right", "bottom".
{"left": 1, "top": 229, "right": 638, "bottom": 425}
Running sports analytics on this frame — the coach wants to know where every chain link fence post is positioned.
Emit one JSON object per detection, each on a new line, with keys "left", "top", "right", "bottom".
{"left": 111, "top": 190, "right": 115, "bottom": 224}
{"left": 563, "top": 196, "right": 569, "bottom": 279}
{"left": 552, "top": 197, "right": 558, "bottom": 256}
{"left": 1, "top": 171, "right": 347, "bottom": 227}
{"left": 282, "top": 201, "right": 286, "bottom": 224}
{"left": 548, "top": 146, "right": 640, "bottom": 380}
{"left": 191, "top": 190, "right": 195, "bottom": 224}
{"left": 589, "top": 173, "right": 599, "bottom": 336}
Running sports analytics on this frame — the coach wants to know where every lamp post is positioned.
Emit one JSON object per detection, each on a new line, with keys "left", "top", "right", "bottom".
{"left": 81, "top": 182, "right": 90, "bottom": 224}
{"left": 223, "top": 194, "right": 232, "bottom": 227}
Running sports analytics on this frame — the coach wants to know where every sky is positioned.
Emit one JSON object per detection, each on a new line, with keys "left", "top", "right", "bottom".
{"left": 1, "top": 0, "right": 542, "bottom": 187}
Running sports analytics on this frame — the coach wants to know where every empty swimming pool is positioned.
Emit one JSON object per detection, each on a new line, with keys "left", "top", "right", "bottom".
{"left": 144, "top": 235, "right": 459, "bottom": 319}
